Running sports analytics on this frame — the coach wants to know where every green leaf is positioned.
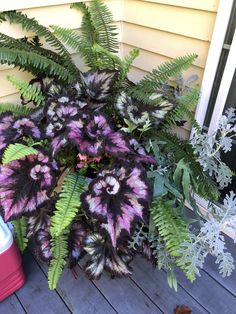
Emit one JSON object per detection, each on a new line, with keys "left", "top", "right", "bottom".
{"left": 0, "top": 48, "right": 73, "bottom": 83}
{"left": 48, "top": 233, "right": 68, "bottom": 290}
{"left": 2, "top": 143, "right": 38, "bottom": 165}
{"left": 12, "top": 217, "right": 28, "bottom": 252}
{"left": 50, "top": 173, "right": 87, "bottom": 237}
{"left": 7, "top": 75, "right": 44, "bottom": 106}
{"left": 0, "top": 103, "right": 35, "bottom": 116}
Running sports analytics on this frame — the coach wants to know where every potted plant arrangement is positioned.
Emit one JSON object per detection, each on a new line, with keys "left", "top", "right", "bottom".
{"left": 0, "top": 0, "right": 235, "bottom": 291}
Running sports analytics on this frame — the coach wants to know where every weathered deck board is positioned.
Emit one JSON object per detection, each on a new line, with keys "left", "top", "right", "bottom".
{"left": 175, "top": 266, "right": 236, "bottom": 314}
{"left": 54, "top": 267, "right": 117, "bottom": 314}
{"left": 15, "top": 251, "right": 71, "bottom": 314}
{"left": 0, "top": 294, "right": 25, "bottom": 314}
{"left": 89, "top": 269, "right": 163, "bottom": 314}
{"left": 131, "top": 256, "right": 209, "bottom": 314}
{"left": 2, "top": 244, "right": 236, "bottom": 314}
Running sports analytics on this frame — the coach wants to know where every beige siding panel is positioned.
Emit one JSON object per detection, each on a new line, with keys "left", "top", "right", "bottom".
{"left": 122, "top": 44, "right": 203, "bottom": 83}
{"left": 122, "top": 23, "right": 209, "bottom": 68}
{"left": 127, "top": 66, "right": 148, "bottom": 83}
{"left": 0, "top": 69, "right": 33, "bottom": 97}
{"left": 139, "top": 0, "right": 219, "bottom": 12}
{"left": 0, "top": 1, "right": 122, "bottom": 38}
{"left": 0, "top": 93, "right": 21, "bottom": 104}
{"left": 0, "top": 0, "right": 84, "bottom": 11}
{"left": 171, "top": 126, "right": 190, "bottom": 139}
{"left": 123, "top": 1, "right": 216, "bottom": 41}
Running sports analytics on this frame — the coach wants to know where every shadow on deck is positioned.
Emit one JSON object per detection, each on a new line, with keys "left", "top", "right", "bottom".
{"left": 1, "top": 235, "right": 236, "bottom": 314}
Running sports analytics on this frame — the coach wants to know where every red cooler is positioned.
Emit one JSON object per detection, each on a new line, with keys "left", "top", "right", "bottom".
{"left": 0, "top": 217, "right": 25, "bottom": 302}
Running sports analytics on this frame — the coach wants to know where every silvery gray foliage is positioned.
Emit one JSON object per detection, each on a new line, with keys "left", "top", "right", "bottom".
{"left": 177, "top": 191, "right": 236, "bottom": 279}
{"left": 151, "top": 235, "right": 175, "bottom": 271}
{"left": 191, "top": 108, "right": 236, "bottom": 188}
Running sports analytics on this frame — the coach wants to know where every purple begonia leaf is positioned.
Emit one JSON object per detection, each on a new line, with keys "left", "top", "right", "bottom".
{"left": 115, "top": 92, "right": 175, "bottom": 126}
{"left": 27, "top": 209, "right": 51, "bottom": 238}
{"left": 35, "top": 229, "right": 52, "bottom": 262}
{"left": 80, "top": 70, "right": 118, "bottom": 101}
{"left": 81, "top": 163, "right": 150, "bottom": 247}
{"left": 0, "top": 152, "right": 56, "bottom": 222}
{"left": 45, "top": 101, "right": 79, "bottom": 138}
{"left": 0, "top": 113, "right": 42, "bottom": 158}
{"left": 104, "top": 131, "right": 131, "bottom": 156}
{"left": 67, "top": 112, "right": 131, "bottom": 158}
{"left": 84, "top": 233, "right": 132, "bottom": 279}
{"left": 128, "top": 139, "right": 156, "bottom": 165}
{"left": 68, "top": 222, "right": 87, "bottom": 269}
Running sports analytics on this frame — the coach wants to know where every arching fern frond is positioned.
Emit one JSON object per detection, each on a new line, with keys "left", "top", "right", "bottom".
{"left": 12, "top": 217, "right": 28, "bottom": 252}
{"left": 0, "top": 103, "right": 35, "bottom": 116}
{"left": 118, "top": 48, "right": 140, "bottom": 85}
{"left": 51, "top": 25, "right": 96, "bottom": 68}
{"left": 50, "top": 173, "right": 87, "bottom": 237}
{"left": 48, "top": 233, "right": 68, "bottom": 289}
{"left": 87, "top": 0, "right": 119, "bottom": 53}
{"left": 129, "top": 54, "right": 198, "bottom": 101}
{"left": 151, "top": 198, "right": 196, "bottom": 282}
{"left": 71, "top": 2, "right": 98, "bottom": 46}
{"left": 2, "top": 143, "right": 38, "bottom": 165}
{"left": 0, "top": 11, "right": 77, "bottom": 77}
{"left": 7, "top": 75, "right": 44, "bottom": 106}
{"left": 0, "top": 48, "right": 73, "bottom": 83}
{"left": 165, "top": 87, "right": 200, "bottom": 131}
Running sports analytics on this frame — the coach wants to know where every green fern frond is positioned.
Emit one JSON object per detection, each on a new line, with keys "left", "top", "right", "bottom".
{"left": 165, "top": 87, "right": 200, "bottom": 131}
{"left": 71, "top": 2, "right": 98, "bottom": 46}
{"left": 0, "top": 48, "right": 73, "bottom": 83}
{"left": 88, "top": 0, "right": 119, "bottom": 53}
{"left": 50, "top": 173, "right": 87, "bottom": 237}
{"left": 2, "top": 143, "right": 38, "bottom": 165}
{"left": 129, "top": 54, "right": 198, "bottom": 101}
{"left": 48, "top": 233, "right": 68, "bottom": 290}
{"left": 0, "top": 11, "right": 77, "bottom": 77}
{"left": 151, "top": 198, "right": 195, "bottom": 282}
{"left": 7, "top": 75, "right": 44, "bottom": 106}
{"left": 92, "top": 43, "right": 122, "bottom": 69}
{"left": 51, "top": 25, "right": 96, "bottom": 68}
{"left": 12, "top": 217, "right": 28, "bottom": 252}
{"left": 118, "top": 48, "right": 140, "bottom": 84}
{"left": 0, "top": 103, "right": 35, "bottom": 116}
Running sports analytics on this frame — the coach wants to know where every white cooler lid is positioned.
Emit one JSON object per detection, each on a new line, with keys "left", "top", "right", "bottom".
{"left": 0, "top": 216, "right": 13, "bottom": 254}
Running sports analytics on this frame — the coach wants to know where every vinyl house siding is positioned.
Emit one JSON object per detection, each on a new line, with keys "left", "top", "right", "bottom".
{"left": 0, "top": 0, "right": 220, "bottom": 137}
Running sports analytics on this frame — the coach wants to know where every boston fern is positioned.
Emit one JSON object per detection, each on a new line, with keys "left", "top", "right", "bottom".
{"left": 0, "top": 0, "right": 235, "bottom": 292}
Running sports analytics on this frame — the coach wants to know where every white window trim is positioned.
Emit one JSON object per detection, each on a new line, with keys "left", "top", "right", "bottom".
{"left": 192, "top": 0, "right": 236, "bottom": 238}
{"left": 193, "top": 0, "right": 234, "bottom": 129}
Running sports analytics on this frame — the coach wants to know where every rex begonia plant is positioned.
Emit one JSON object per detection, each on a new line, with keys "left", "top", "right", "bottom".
{"left": 0, "top": 0, "right": 235, "bottom": 291}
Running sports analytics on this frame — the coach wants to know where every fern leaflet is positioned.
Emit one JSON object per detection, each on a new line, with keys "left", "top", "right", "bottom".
{"left": 0, "top": 11, "right": 77, "bottom": 77}
{"left": 88, "top": 0, "right": 119, "bottom": 53}
{"left": 0, "top": 48, "right": 73, "bottom": 83}
{"left": 129, "top": 54, "right": 197, "bottom": 101}
{"left": 12, "top": 217, "right": 28, "bottom": 252}
{"left": 2, "top": 143, "right": 38, "bottom": 165}
{"left": 7, "top": 75, "right": 44, "bottom": 106}
{"left": 0, "top": 103, "right": 35, "bottom": 116}
{"left": 151, "top": 198, "right": 195, "bottom": 282}
{"left": 165, "top": 87, "right": 200, "bottom": 131}
{"left": 50, "top": 173, "right": 87, "bottom": 237}
{"left": 48, "top": 233, "right": 68, "bottom": 289}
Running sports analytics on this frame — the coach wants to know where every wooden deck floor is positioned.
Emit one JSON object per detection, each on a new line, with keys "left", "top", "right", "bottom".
{"left": 1, "top": 236, "right": 236, "bottom": 314}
